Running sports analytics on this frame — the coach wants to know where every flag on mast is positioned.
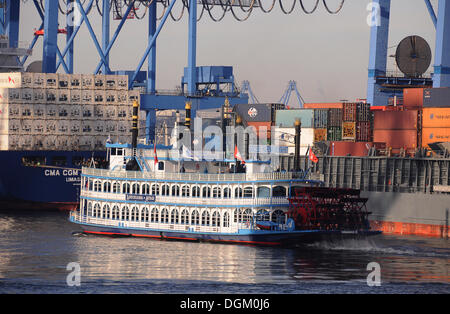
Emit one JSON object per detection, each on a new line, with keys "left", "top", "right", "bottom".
{"left": 234, "top": 145, "right": 245, "bottom": 164}
{"left": 309, "top": 150, "right": 318, "bottom": 163}
{"left": 154, "top": 144, "right": 158, "bottom": 165}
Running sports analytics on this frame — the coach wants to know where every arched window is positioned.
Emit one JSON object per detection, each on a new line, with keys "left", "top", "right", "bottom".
{"left": 181, "top": 185, "right": 190, "bottom": 197}
{"left": 121, "top": 206, "right": 129, "bottom": 220}
{"left": 192, "top": 186, "right": 200, "bottom": 198}
{"left": 130, "top": 206, "right": 138, "bottom": 221}
{"left": 211, "top": 211, "right": 220, "bottom": 227}
{"left": 272, "top": 210, "right": 285, "bottom": 223}
{"left": 256, "top": 209, "right": 270, "bottom": 221}
{"left": 243, "top": 187, "right": 253, "bottom": 198}
{"left": 201, "top": 210, "right": 210, "bottom": 226}
{"left": 103, "top": 181, "right": 111, "bottom": 193}
{"left": 223, "top": 187, "right": 231, "bottom": 198}
{"left": 242, "top": 208, "right": 252, "bottom": 223}
{"left": 212, "top": 187, "right": 221, "bottom": 198}
{"left": 132, "top": 183, "right": 140, "bottom": 194}
{"left": 171, "top": 208, "right": 179, "bottom": 224}
{"left": 234, "top": 187, "right": 243, "bottom": 198}
{"left": 151, "top": 207, "right": 158, "bottom": 223}
{"left": 257, "top": 186, "right": 270, "bottom": 198}
{"left": 122, "top": 182, "right": 130, "bottom": 194}
{"left": 191, "top": 210, "right": 200, "bottom": 225}
{"left": 180, "top": 209, "right": 189, "bottom": 224}
{"left": 112, "top": 182, "right": 120, "bottom": 193}
{"left": 171, "top": 185, "right": 180, "bottom": 197}
{"left": 151, "top": 184, "right": 159, "bottom": 196}
{"left": 161, "top": 208, "right": 169, "bottom": 223}
{"left": 161, "top": 184, "right": 169, "bottom": 196}
{"left": 272, "top": 186, "right": 287, "bottom": 197}
{"left": 103, "top": 204, "right": 111, "bottom": 219}
{"left": 233, "top": 208, "right": 241, "bottom": 223}
{"left": 223, "top": 212, "right": 230, "bottom": 228}
{"left": 112, "top": 205, "right": 119, "bottom": 220}
{"left": 94, "top": 180, "right": 101, "bottom": 192}
{"left": 202, "top": 186, "right": 211, "bottom": 198}
{"left": 141, "top": 207, "right": 149, "bottom": 222}
{"left": 93, "top": 203, "right": 100, "bottom": 217}
{"left": 142, "top": 183, "right": 150, "bottom": 195}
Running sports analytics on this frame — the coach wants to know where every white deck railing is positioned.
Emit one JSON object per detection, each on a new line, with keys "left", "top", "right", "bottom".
{"left": 82, "top": 167, "right": 295, "bottom": 182}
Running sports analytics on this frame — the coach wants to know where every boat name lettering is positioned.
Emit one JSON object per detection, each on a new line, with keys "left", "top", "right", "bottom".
{"left": 44, "top": 169, "right": 80, "bottom": 176}
{"left": 125, "top": 194, "right": 156, "bottom": 202}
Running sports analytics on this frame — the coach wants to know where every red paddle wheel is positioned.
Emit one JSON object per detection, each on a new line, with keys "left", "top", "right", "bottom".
{"left": 288, "top": 187, "right": 371, "bottom": 231}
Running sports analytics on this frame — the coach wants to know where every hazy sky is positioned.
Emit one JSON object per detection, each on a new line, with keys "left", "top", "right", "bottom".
{"left": 19, "top": 0, "right": 437, "bottom": 106}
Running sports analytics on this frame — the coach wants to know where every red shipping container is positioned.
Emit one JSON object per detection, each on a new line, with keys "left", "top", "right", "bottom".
{"left": 403, "top": 88, "right": 424, "bottom": 108}
{"left": 373, "top": 129, "right": 418, "bottom": 149}
{"left": 356, "top": 121, "right": 372, "bottom": 142}
{"left": 373, "top": 110, "right": 419, "bottom": 130}
{"left": 343, "top": 103, "right": 357, "bottom": 122}
{"left": 246, "top": 121, "right": 272, "bottom": 139}
{"left": 329, "top": 141, "right": 372, "bottom": 157}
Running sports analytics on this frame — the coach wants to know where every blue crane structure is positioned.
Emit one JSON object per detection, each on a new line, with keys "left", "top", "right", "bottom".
{"left": 0, "top": 0, "right": 448, "bottom": 139}
{"left": 367, "top": 0, "right": 450, "bottom": 106}
{"left": 279, "top": 80, "right": 304, "bottom": 109}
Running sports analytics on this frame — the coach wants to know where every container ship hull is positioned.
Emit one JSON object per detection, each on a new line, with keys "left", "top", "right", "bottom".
{"left": 0, "top": 150, "right": 105, "bottom": 211}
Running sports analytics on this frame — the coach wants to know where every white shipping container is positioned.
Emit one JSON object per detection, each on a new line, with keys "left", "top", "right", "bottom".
{"left": 44, "top": 135, "right": 57, "bottom": 149}
{"left": 93, "top": 135, "right": 106, "bottom": 149}
{"left": 8, "top": 135, "right": 19, "bottom": 150}
{"left": 56, "top": 136, "right": 69, "bottom": 150}
{"left": 118, "top": 121, "right": 128, "bottom": 134}
{"left": 45, "top": 73, "right": 58, "bottom": 89}
{"left": 94, "top": 104, "right": 104, "bottom": 118}
{"left": 273, "top": 127, "right": 314, "bottom": 148}
{"left": 0, "top": 72, "right": 22, "bottom": 88}
{"left": 106, "top": 120, "right": 117, "bottom": 134}
{"left": 105, "top": 75, "right": 118, "bottom": 90}
{"left": 58, "top": 105, "right": 70, "bottom": 118}
{"left": 81, "top": 90, "right": 94, "bottom": 104}
{"left": 69, "top": 105, "right": 81, "bottom": 119}
{"left": 117, "top": 90, "right": 128, "bottom": 103}
{"left": 69, "top": 136, "right": 80, "bottom": 150}
{"left": 117, "top": 75, "right": 128, "bottom": 90}
{"left": 21, "top": 120, "right": 33, "bottom": 134}
{"left": 33, "top": 135, "right": 44, "bottom": 150}
{"left": 105, "top": 90, "right": 117, "bottom": 103}
{"left": 93, "top": 90, "right": 105, "bottom": 103}
{"left": 33, "top": 104, "right": 45, "bottom": 119}
{"left": 0, "top": 102, "right": 8, "bottom": 120}
{"left": 0, "top": 118, "right": 8, "bottom": 134}
{"left": 21, "top": 73, "right": 34, "bottom": 88}
{"left": 57, "top": 89, "right": 70, "bottom": 104}
{"left": 0, "top": 134, "right": 8, "bottom": 150}
{"left": 45, "top": 120, "right": 57, "bottom": 133}
{"left": 45, "top": 104, "right": 57, "bottom": 119}
{"left": 56, "top": 120, "right": 70, "bottom": 134}
{"left": 94, "top": 75, "right": 106, "bottom": 89}
{"left": 8, "top": 119, "right": 20, "bottom": 134}
{"left": 20, "top": 104, "right": 33, "bottom": 118}
{"left": 80, "top": 136, "right": 93, "bottom": 150}
{"left": 9, "top": 103, "right": 20, "bottom": 118}
{"left": 69, "top": 120, "right": 81, "bottom": 134}
{"left": 81, "top": 120, "right": 93, "bottom": 134}
{"left": 58, "top": 73, "right": 70, "bottom": 88}
{"left": 20, "top": 88, "right": 33, "bottom": 103}
{"left": 94, "top": 121, "right": 105, "bottom": 134}
{"left": 70, "top": 74, "right": 82, "bottom": 89}
{"left": 8, "top": 88, "right": 20, "bottom": 103}
{"left": 46, "top": 89, "right": 57, "bottom": 103}
{"left": 81, "top": 104, "right": 94, "bottom": 118}
{"left": 117, "top": 105, "right": 127, "bottom": 119}
{"left": 32, "top": 88, "right": 45, "bottom": 103}
{"left": 81, "top": 74, "right": 95, "bottom": 89}
{"left": 33, "top": 73, "right": 45, "bottom": 88}
{"left": 32, "top": 119, "right": 45, "bottom": 134}
{"left": 70, "top": 90, "right": 81, "bottom": 103}
{"left": 19, "top": 135, "right": 33, "bottom": 149}
{"left": 105, "top": 105, "right": 116, "bottom": 120}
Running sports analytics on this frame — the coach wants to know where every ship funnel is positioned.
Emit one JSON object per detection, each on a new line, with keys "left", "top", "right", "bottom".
{"left": 185, "top": 101, "right": 191, "bottom": 130}
{"left": 126, "top": 100, "right": 140, "bottom": 171}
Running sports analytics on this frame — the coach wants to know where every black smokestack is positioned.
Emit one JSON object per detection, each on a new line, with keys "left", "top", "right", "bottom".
{"left": 131, "top": 100, "right": 139, "bottom": 151}
{"left": 294, "top": 119, "right": 301, "bottom": 171}
{"left": 185, "top": 101, "right": 191, "bottom": 130}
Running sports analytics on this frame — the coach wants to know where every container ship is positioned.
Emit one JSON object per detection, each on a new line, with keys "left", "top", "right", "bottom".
{"left": 240, "top": 89, "right": 450, "bottom": 239}
{"left": 0, "top": 36, "right": 143, "bottom": 210}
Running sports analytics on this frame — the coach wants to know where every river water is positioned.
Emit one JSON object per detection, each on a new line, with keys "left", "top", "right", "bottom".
{"left": 0, "top": 211, "right": 448, "bottom": 294}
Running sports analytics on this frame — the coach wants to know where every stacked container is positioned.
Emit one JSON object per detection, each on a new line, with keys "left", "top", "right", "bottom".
{"left": 0, "top": 72, "right": 131, "bottom": 151}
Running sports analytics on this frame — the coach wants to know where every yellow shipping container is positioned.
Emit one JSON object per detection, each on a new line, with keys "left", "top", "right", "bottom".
{"left": 422, "top": 108, "right": 450, "bottom": 128}
{"left": 342, "top": 122, "right": 356, "bottom": 140}
{"left": 314, "top": 128, "right": 327, "bottom": 142}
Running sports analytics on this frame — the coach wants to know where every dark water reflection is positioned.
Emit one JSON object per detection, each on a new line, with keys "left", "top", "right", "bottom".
{"left": 0, "top": 212, "right": 448, "bottom": 293}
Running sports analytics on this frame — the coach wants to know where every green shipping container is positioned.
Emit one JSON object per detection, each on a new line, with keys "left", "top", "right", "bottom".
{"left": 275, "top": 109, "right": 314, "bottom": 128}
{"left": 327, "top": 126, "right": 342, "bottom": 141}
